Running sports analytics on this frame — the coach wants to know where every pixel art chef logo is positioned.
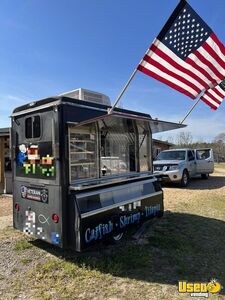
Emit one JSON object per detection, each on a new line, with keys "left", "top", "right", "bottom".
{"left": 178, "top": 279, "right": 222, "bottom": 297}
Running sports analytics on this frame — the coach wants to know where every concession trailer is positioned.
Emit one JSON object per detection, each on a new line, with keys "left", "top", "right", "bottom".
{"left": 11, "top": 91, "right": 184, "bottom": 251}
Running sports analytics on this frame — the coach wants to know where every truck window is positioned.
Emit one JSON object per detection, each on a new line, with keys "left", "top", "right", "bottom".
{"left": 196, "top": 149, "right": 210, "bottom": 160}
{"left": 188, "top": 150, "right": 195, "bottom": 161}
{"left": 157, "top": 150, "right": 185, "bottom": 160}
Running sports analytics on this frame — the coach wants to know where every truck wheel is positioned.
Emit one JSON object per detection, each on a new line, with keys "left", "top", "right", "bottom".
{"left": 180, "top": 170, "right": 189, "bottom": 187}
{"left": 201, "top": 173, "right": 209, "bottom": 179}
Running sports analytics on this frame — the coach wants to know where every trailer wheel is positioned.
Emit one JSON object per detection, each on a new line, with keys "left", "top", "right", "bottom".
{"left": 180, "top": 170, "right": 189, "bottom": 187}
{"left": 157, "top": 210, "right": 164, "bottom": 218}
{"left": 201, "top": 173, "right": 209, "bottom": 179}
{"left": 112, "top": 232, "right": 124, "bottom": 242}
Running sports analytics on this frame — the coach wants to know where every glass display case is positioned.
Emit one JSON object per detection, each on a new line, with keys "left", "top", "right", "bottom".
{"left": 69, "top": 115, "right": 151, "bottom": 183}
{"left": 69, "top": 124, "right": 98, "bottom": 180}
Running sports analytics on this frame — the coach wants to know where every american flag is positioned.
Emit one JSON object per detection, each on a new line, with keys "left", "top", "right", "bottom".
{"left": 137, "top": 0, "right": 225, "bottom": 109}
{"left": 201, "top": 79, "right": 225, "bottom": 109}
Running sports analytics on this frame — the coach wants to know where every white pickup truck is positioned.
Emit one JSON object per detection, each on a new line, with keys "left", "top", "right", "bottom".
{"left": 153, "top": 148, "right": 214, "bottom": 187}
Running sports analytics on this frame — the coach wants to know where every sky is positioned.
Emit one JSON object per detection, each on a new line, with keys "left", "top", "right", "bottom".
{"left": 0, "top": 0, "right": 225, "bottom": 142}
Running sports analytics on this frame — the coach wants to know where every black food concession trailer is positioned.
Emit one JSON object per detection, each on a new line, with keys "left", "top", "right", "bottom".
{"left": 11, "top": 96, "right": 184, "bottom": 251}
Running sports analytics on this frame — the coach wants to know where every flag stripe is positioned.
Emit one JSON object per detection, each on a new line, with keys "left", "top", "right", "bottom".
{"left": 143, "top": 54, "right": 201, "bottom": 94}
{"left": 211, "top": 33, "right": 225, "bottom": 58}
{"left": 192, "top": 49, "right": 225, "bottom": 81}
{"left": 200, "top": 83, "right": 225, "bottom": 111}
{"left": 185, "top": 56, "right": 217, "bottom": 86}
{"left": 202, "top": 43, "right": 225, "bottom": 71}
{"left": 198, "top": 46, "right": 225, "bottom": 77}
{"left": 210, "top": 85, "right": 225, "bottom": 99}
{"left": 205, "top": 90, "right": 223, "bottom": 104}
{"left": 139, "top": 59, "right": 198, "bottom": 97}
{"left": 149, "top": 43, "right": 207, "bottom": 89}
{"left": 151, "top": 40, "right": 212, "bottom": 87}
{"left": 201, "top": 96, "right": 218, "bottom": 110}
{"left": 217, "top": 85, "right": 225, "bottom": 97}
{"left": 137, "top": 64, "right": 195, "bottom": 99}
{"left": 202, "top": 92, "right": 220, "bottom": 106}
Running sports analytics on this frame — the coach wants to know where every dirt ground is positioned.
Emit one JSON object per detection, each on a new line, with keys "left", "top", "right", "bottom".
{"left": 1, "top": 172, "right": 225, "bottom": 300}
{"left": 0, "top": 196, "right": 12, "bottom": 218}
{"left": 0, "top": 196, "right": 13, "bottom": 232}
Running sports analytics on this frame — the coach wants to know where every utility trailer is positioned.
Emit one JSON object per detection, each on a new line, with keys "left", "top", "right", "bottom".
{"left": 11, "top": 96, "right": 185, "bottom": 251}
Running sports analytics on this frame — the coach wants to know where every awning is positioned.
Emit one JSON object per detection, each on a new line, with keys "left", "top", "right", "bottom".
{"left": 67, "top": 111, "right": 186, "bottom": 133}
{"left": 149, "top": 119, "right": 186, "bottom": 133}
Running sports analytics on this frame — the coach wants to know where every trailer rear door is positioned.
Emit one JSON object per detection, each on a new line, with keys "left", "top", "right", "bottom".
{"left": 12, "top": 108, "right": 63, "bottom": 247}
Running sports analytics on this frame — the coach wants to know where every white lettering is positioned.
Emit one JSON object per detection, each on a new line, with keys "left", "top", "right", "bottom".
{"left": 85, "top": 221, "right": 113, "bottom": 243}
{"left": 120, "top": 212, "right": 141, "bottom": 228}
{"left": 145, "top": 204, "right": 161, "bottom": 217}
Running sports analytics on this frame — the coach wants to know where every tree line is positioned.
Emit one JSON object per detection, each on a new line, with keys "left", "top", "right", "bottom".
{"left": 167, "top": 132, "right": 225, "bottom": 163}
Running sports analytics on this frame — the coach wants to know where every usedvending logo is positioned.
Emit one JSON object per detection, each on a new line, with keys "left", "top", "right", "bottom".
{"left": 21, "top": 186, "right": 48, "bottom": 203}
{"left": 178, "top": 279, "right": 222, "bottom": 297}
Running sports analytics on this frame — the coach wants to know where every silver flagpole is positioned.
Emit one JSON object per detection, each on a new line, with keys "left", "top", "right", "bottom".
{"left": 107, "top": 41, "right": 157, "bottom": 115}
{"left": 108, "top": 68, "right": 138, "bottom": 114}
{"left": 179, "top": 90, "right": 206, "bottom": 124}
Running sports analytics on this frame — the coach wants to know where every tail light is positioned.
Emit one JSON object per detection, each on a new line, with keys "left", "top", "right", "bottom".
{"left": 15, "top": 203, "right": 20, "bottom": 212}
{"left": 52, "top": 213, "right": 59, "bottom": 223}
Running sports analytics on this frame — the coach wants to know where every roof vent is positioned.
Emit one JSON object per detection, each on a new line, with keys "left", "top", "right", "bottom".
{"left": 59, "top": 88, "right": 111, "bottom": 106}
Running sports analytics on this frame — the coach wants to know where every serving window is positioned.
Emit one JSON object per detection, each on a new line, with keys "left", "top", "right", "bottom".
{"left": 69, "top": 115, "right": 151, "bottom": 183}
{"left": 99, "top": 117, "right": 136, "bottom": 176}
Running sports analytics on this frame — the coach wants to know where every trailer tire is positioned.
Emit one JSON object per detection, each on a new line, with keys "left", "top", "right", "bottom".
{"left": 201, "top": 173, "right": 209, "bottom": 179}
{"left": 157, "top": 210, "right": 164, "bottom": 218}
{"left": 180, "top": 170, "right": 189, "bottom": 187}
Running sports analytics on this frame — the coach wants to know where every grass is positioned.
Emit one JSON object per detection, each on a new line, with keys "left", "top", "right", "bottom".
{"left": 1, "top": 174, "right": 225, "bottom": 299}
{"left": 14, "top": 238, "right": 33, "bottom": 251}
{"left": 21, "top": 258, "right": 32, "bottom": 265}
{"left": 21, "top": 204, "right": 225, "bottom": 299}
{"left": 215, "top": 163, "right": 225, "bottom": 169}
{"left": 28, "top": 244, "right": 154, "bottom": 299}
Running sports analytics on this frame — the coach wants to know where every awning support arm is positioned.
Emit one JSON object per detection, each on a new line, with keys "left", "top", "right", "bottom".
{"left": 108, "top": 39, "right": 159, "bottom": 114}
